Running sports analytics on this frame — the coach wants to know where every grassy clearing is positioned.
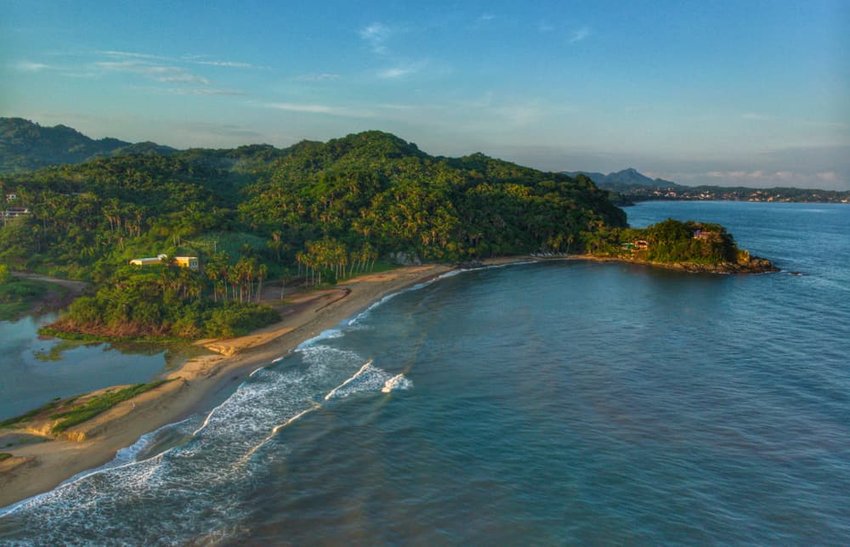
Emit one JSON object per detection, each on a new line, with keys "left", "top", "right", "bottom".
{"left": 0, "top": 278, "right": 52, "bottom": 321}
{"left": 50, "top": 380, "right": 171, "bottom": 433}
{"left": 0, "top": 453, "right": 12, "bottom": 461}
{"left": 0, "top": 399, "right": 66, "bottom": 429}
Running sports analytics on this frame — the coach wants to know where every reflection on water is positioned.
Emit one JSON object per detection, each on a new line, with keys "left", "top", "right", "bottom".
{"left": 0, "top": 313, "right": 201, "bottom": 420}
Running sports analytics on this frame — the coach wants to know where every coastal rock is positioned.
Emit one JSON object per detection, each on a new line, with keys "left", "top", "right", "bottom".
{"left": 734, "top": 255, "right": 778, "bottom": 273}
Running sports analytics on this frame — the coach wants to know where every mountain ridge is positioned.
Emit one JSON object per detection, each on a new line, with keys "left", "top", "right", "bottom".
{"left": 563, "top": 167, "right": 849, "bottom": 203}
{"left": 0, "top": 117, "right": 178, "bottom": 174}
{"left": 563, "top": 168, "right": 680, "bottom": 190}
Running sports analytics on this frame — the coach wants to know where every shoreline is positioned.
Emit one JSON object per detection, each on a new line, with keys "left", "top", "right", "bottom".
{"left": 0, "top": 252, "right": 769, "bottom": 509}
{"left": 1, "top": 260, "right": 524, "bottom": 510}
{"left": 563, "top": 253, "right": 778, "bottom": 274}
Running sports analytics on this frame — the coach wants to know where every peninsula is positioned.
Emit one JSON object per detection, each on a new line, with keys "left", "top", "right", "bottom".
{"left": 0, "top": 122, "right": 775, "bottom": 507}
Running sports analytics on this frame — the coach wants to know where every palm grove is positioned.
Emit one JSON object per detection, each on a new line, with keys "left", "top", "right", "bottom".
{"left": 0, "top": 130, "right": 626, "bottom": 339}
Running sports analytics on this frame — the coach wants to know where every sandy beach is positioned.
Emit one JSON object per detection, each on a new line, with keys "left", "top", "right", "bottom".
{"left": 0, "top": 262, "right": 481, "bottom": 509}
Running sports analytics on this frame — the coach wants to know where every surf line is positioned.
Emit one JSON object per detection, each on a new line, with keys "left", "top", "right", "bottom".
{"left": 323, "top": 359, "right": 373, "bottom": 401}
{"left": 239, "top": 402, "right": 323, "bottom": 463}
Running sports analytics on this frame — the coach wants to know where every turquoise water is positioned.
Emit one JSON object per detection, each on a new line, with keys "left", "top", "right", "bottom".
{"left": 1, "top": 201, "right": 849, "bottom": 544}
{"left": 0, "top": 315, "right": 172, "bottom": 420}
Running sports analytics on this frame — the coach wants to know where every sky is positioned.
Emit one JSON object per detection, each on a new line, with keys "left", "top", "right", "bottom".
{"left": 1, "top": 0, "right": 848, "bottom": 189}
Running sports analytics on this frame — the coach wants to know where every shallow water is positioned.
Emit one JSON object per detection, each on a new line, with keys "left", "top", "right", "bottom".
{"left": 0, "top": 314, "right": 173, "bottom": 420}
{"left": 1, "top": 201, "right": 849, "bottom": 544}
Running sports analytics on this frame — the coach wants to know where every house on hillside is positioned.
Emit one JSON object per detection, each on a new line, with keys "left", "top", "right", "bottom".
{"left": 129, "top": 254, "right": 199, "bottom": 270}
{"left": 175, "top": 256, "right": 199, "bottom": 270}
{"left": 3, "top": 207, "right": 30, "bottom": 218}
{"left": 130, "top": 254, "right": 168, "bottom": 266}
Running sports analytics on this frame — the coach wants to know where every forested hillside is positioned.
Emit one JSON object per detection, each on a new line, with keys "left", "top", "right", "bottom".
{"left": 0, "top": 129, "right": 625, "bottom": 338}
{"left": 1, "top": 130, "right": 625, "bottom": 278}
{"left": 0, "top": 118, "right": 157, "bottom": 173}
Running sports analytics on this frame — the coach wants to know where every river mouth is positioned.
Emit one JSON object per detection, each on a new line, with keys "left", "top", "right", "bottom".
{"left": 0, "top": 313, "right": 200, "bottom": 422}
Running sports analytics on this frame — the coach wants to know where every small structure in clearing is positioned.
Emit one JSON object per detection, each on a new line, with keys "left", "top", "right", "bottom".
{"left": 175, "top": 256, "right": 199, "bottom": 270}
{"left": 2, "top": 207, "right": 30, "bottom": 218}
{"left": 129, "top": 254, "right": 199, "bottom": 270}
{"left": 130, "top": 254, "right": 168, "bottom": 267}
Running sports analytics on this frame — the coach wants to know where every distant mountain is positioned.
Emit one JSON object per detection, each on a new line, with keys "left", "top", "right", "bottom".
{"left": 564, "top": 167, "right": 680, "bottom": 192}
{"left": 0, "top": 117, "right": 176, "bottom": 174}
{"left": 565, "top": 166, "right": 849, "bottom": 204}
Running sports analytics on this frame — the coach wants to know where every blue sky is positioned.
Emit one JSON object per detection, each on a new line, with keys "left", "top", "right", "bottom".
{"left": 2, "top": 0, "right": 848, "bottom": 188}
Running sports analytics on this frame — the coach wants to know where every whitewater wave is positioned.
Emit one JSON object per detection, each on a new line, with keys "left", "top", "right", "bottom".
{"left": 0, "top": 261, "right": 534, "bottom": 542}
{"left": 323, "top": 360, "right": 411, "bottom": 401}
{"left": 297, "top": 328, "right": 345, "bottom": 349}
{"left": 382, "top": 373, "right": 412, "bottom": 393}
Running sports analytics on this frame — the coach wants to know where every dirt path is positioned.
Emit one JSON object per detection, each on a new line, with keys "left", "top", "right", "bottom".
{"left": 10, "top": 272, "right": 88, "bottom": 296}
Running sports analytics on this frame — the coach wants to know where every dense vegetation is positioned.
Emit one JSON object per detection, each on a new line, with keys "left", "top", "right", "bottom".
{"left": 585, "top": 218, "right": 773, "bottom": 271}
{"left": 1, "top": 126, "right": 631, "bottom": 337}
{"left": 44, "top": 264, "right": 280, "bottom": 339}
{"left": 0, "top": 117, "right": 176, "bottom": 174}
{"left": 0, "top": 129, "right": 628, "bottom": 338}
{"left": 0, "top": 264, "right": 50, "bottom": 320}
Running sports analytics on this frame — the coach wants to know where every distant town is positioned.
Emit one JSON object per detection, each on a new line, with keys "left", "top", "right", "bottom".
{"left": 620, "top": 185, "right": 850, "bottom": 204}
{"left": 565, "top": 168, "right": 850, "bottom": 205}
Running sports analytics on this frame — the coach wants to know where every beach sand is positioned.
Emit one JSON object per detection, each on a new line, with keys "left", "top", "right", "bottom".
{"left": 0, "top": 263, "right": 466, "bottom": 509}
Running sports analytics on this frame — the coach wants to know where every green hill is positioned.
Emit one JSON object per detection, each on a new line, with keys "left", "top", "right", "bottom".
{"left": 0, "top": 117, "right": 178, "bottom": 174}
{"left": 1, "top": 128, "right": 625, "bottom": 278}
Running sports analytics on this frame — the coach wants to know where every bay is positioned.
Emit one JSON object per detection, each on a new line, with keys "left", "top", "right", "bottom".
{"left": 1, "top": 201, "right": 848, "bottom": 544}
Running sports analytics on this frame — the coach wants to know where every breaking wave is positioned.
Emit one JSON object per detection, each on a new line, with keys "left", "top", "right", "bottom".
{"left": 0, "top": 264, "right": 557, "bottom": 543}
{"left": 0, "top": 333, "right": 414, "bottom": 544}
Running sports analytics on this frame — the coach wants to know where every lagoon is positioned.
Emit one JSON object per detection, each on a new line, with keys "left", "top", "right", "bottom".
{"left": 0, "top": 314, "right": 174, "bottom": 421}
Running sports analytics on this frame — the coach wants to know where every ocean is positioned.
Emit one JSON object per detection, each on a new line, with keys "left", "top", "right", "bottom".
{"left": 1, "top": 201, "right": 849, "bottom": 544}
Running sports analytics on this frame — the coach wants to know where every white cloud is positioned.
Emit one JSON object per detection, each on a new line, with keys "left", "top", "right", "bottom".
{"left": 742, "top": 112, "right": 773, "bottom": 121}
{"left": 95, "top": 60, "right": 210, "bottom": 85}
{"left": 264, "top": 102, "right": 374, "bottom": 118}
{"left": 378, "top": 65, "right": 416, "bottom": 79}
{"left": 99, "top": 50, "right": 166, "bottom": 60}
{"left": 569, "top": 26, "right": 591, "bottom": 43}
{"left": 161, "top": 87, "right": 245, "bottom": 96}
{"left": 194, "top": 60, "right": 258, "bottom": 69}
{"left": 294, "top": 72, "right": 341, "bottom": 82}
{"left": 180, "top": 54, "right": 267, "bottom": 69}
{"left": 13, "top": 61, "right": 51, "bottom": 72}
{"left": 100, "top": 50, "right": 265, "bottom": 69}
{"left": 359, "top": 22, "right": 393, "bottom": 54}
